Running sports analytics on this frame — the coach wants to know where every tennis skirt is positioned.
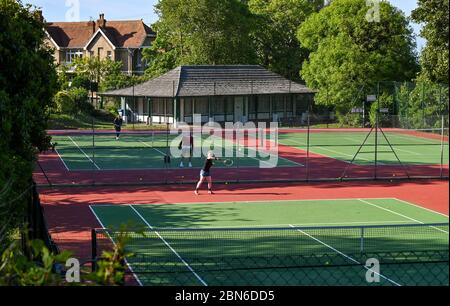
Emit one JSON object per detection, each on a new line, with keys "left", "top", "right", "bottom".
{"left": 200, "top": 170, "right": 211, "bottom": 177}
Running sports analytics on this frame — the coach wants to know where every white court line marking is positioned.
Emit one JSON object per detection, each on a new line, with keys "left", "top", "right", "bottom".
{"left": 288, "top": 224, "right": 401, "bottom": 286}
{"left": 389, "top": 147, "right": 422, "bottom": 156}
{"left": 140, "top": 141, "right": 167, "bottom": 157}
{"left": 393, "top": 198, "right": 449, "bottom": 218}
{"left": 358, "top": 199, "right": 449, "bottom": 234}
{"left": 385, "top": 133, "right": 441, "bottom": 145}
{"left": 54, "top": 148, "right": 70, "bottom": 171}
{"left": 68, "top": 136, "right": 101, "bottom": 170}
{"left": 89, "top": 197, "right": 413, "bottom": 207}
{"left": 212, "top": 135, "right": 304, "bottom": 167}
{"left": 88, "top": 205, "right": 143, "bottom": 286}
{"left": 128, "top": 205, "right": 208, "bottom": 287}
{"left": 282, "top": 138, "right": 386, "bottom": 165}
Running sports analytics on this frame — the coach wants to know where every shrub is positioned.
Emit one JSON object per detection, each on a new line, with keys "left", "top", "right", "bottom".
{"left": 53, "top": 88, "right": 91, "bottom": 116}
{"left": 70, "top": 75, "right": 91, "bottom": 90}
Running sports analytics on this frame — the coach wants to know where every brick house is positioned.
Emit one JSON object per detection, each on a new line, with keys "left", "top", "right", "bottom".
{"left": 44, "top": 14, "right": 156, "bottom": 75}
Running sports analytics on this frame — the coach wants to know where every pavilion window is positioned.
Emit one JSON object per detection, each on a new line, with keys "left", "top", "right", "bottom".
{"left": 166, "top": 98, "right": 174, "bottom": 115}
{"left": 286, "top": 96, "right": 293, "bottom": 117}
{"left": 225, "top": 97, "right": 234, "bottom": 115}
{"left": 212, "top": 97, "right": 226, "bottom": 115}
{"left": 152, "top": 98, "right": 165, "bottom": 115}
{"left": 194, "top": 97, "right": 209, "bottom": 114}
{"left": 143, "top": 98, "right": 149, "bottom": 115}
{"left": 272, "top": 95, "right": 285, "bottom": 113}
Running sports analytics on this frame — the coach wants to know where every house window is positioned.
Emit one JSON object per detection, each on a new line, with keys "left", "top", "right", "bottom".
{"left": 98, "top": 47, "right": 103, "bottom": 58}
{"left": 107, "top": 51, "right": 112, "bottom": 60}
{"left": 65, "top": 49, "right": 83, "bottom": 63}
{"left": 136, "top": 51, "right": 142, "bottom": 68}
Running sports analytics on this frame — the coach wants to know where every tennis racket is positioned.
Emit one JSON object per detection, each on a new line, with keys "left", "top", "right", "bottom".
{"left": 217, "top": 158, "right": 234, "bottom": 167}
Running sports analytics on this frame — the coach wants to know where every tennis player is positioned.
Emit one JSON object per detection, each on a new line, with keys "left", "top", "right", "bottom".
{"left": 179, "top": 129, "right": 194, "bottom": 168}
{"left": 113, "top": 115, "right": 123, "bottom": 140}
{"left": 195, "top": 151, "right": 217, "bottom": 195}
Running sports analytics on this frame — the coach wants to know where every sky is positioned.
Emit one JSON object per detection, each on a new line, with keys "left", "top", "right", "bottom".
{"left": 25, "top": 0, "right": 426, "bottom": 51}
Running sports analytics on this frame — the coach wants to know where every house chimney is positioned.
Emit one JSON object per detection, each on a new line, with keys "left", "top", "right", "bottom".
{"left": 97, "top": 13, "right": 106, "bottom": 28}
{"left": 87, "top": 19, "right": 95, "bottom": 34}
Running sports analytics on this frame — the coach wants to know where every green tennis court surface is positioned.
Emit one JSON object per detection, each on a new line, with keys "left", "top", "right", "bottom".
{"left": 52, "top": 133, "right": 299, "bottom": 170}
{"left": 278, "top": 130, "right": 449, "bottom": 165}
{"left": 90, "top": 198, "right": 449, "bottom": 286}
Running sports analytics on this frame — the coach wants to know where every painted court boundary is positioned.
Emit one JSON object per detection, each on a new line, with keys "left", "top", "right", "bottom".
{"left": 89, "top": 198, "right": 449, "bottom": 286}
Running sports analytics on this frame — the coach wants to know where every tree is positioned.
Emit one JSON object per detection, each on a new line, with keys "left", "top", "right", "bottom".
{"left": 411, "top": 0, "right": 449, "bottom": 84}
{"left": 248, "top": 0, "right": 323, "bottom": 81}
{"left": 297, "top": 0, "right": 419, "bottom": 119}
{"left": 143, "top": 0, "right": 257, "bottom": 78}
{"left": 71, "top": 57, "right": 144, "bottom": 92}
{"left": 0, "top": 0, "right": 58, "bottom": 245}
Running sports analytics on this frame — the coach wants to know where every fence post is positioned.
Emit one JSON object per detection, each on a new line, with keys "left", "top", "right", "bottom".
{"left": 374, "top": 83, "right": 379, "bottom": 180}
{"left": 91, "top": 229, "right": 97, "bottom": 272}
{"left": 360, "top": 227, "right": 365, "bottom": 253}
{"left": 440, "top": 115, "right": 445, "bottom": 179}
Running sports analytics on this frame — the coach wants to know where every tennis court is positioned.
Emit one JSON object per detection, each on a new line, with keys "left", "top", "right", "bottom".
{"left": 52, "top": 132, "right": 299, "bottom": 171}
{"left": 90, "top": 198, "right": 449, "bottom": 286}
{"left": 278, "top": 128, "right": 449, "bottom": 166}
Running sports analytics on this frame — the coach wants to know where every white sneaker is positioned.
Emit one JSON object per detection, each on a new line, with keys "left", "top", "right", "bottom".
{"left": 189, "top": 163, "right": 192, "bottom": 168}
{"left": 180, "top": 162, "right": 184, "bottom": 168}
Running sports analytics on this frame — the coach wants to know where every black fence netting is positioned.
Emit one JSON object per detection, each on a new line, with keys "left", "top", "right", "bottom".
{"left": 35, "top": 81, "right": 449, "bottom": 187}
{"left": 91, "top": 224, "right": 449, "bottom": 286}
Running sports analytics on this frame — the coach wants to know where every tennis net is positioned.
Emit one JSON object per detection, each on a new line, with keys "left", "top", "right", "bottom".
{"left": 92, "top": 223, "right": 449, "bottom": 270}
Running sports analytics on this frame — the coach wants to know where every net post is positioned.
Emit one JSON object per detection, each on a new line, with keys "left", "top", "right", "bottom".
{"left": 91, "top": 229, "right": 97, "bottom": 272}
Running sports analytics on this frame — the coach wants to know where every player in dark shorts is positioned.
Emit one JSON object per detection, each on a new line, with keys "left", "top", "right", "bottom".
{"left": 114, "top": 115, "right": 123, "bottom": 140}
{"left": 195, "top": 151, "right": 217, "bottom": 195}
{"left": 179, "top": 130, "right": 194, "bottom": 168}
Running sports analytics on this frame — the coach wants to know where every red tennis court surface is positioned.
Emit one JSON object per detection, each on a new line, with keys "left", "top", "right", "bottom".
{"left": 38, "top": 179, "right": 448, "bottom": 279}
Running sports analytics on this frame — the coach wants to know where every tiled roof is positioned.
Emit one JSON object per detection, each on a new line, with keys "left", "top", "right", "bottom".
{"left": 46, "top": 19, "right": 156, "bottom": 49}
{"left": 100, "top": 65, "right": 314, "bottom": 97}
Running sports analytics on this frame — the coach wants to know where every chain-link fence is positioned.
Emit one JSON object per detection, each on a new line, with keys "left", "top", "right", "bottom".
{"left": 34, "top": 81, "right": 449, "bottom": 187}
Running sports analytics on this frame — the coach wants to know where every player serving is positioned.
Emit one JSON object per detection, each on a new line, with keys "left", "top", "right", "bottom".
{"left": 179, "top": 129, "right": 194, "bottom": 168}
{"left": 195, "top": 151, "right": 218, "bottom": 195}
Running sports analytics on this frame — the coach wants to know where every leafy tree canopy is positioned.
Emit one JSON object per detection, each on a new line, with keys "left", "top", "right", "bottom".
{"left": 297, "top": 0, "right": 419, "bottom": 114}
{"left": 248, "top": 0, "right": 323, "bottom": 81}
{"left": 412, "top": 0, "right": 449, "bottom": 84}
{"left": 143, "top": 0, "right": 257, "bottom": 78}
{"left": 0, "top": 0, "right": 58, "bottom": 245}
